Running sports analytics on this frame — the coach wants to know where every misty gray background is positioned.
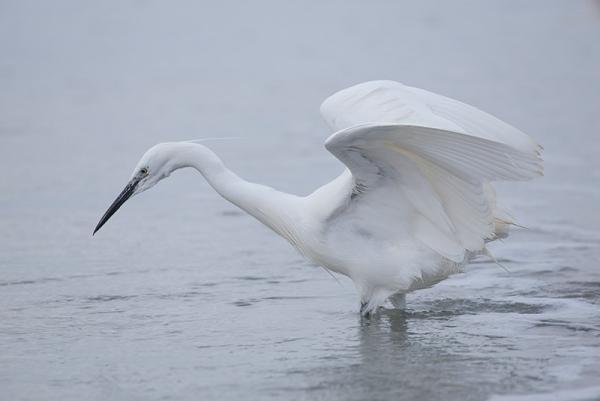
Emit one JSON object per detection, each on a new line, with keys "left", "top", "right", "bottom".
{"left": 1, "top": 1, "right": 600, "bottom": 401}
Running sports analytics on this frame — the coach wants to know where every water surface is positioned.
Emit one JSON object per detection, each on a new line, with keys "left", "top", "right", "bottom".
{"left": 1, "top": 1, "right": 600, "bottom": 400}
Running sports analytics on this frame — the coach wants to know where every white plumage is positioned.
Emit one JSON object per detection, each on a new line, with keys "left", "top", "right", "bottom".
{"left": 94, "top": 80, "right": 543, "bottom": 315}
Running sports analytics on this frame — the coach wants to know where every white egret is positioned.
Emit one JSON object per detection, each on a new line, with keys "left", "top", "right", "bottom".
{"left": 94, "top": 81, "right": 543, "bottom": 315}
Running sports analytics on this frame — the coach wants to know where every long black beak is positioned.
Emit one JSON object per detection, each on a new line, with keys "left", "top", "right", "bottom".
{"left": 93, "top": 177, "right": 140, "bottom": 235}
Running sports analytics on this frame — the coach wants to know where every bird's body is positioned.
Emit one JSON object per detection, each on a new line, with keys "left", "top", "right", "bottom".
{"left": 94, "top": 81, "right": 543, "bottom": 315}
{"left": 302, "top": 170, "right": 462, "bottom": 311}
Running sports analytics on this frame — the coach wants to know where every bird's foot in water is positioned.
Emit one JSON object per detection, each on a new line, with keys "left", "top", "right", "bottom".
{"left": 361, "top": 292, "right": 407, "bottom": 317}
{"left": 360, "top": 301, "right": 372, "bottom": 318}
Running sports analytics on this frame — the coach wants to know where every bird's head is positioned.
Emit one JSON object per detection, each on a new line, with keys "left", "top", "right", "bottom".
{"left": 93, "top": 143, "right": 181, "bottom": 235}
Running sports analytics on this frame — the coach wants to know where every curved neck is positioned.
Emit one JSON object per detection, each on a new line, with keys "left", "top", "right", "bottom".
{"left": 170, "top": 143, "right": 302, "bottom": 244}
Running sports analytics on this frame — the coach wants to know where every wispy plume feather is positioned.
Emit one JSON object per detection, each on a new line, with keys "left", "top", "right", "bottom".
{"left": 184, "top": 137, "right": 243, "bottom": 143}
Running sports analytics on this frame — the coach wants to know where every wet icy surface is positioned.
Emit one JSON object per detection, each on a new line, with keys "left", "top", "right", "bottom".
{"left": 1, "top": 1, "right": 600, "bottom": 400}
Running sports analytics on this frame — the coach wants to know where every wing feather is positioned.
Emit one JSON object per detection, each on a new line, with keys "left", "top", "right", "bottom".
{"left": 321, "top": 81, "right": 543, "bottom": 261}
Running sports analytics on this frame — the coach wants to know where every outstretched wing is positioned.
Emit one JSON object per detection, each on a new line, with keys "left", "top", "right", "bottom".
{"left": 321, "top": 81, "right": 543, "bottom": 262}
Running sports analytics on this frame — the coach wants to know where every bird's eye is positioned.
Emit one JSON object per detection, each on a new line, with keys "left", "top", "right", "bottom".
{"left": 140, "top": 167, "right": 148, "bottom": 175}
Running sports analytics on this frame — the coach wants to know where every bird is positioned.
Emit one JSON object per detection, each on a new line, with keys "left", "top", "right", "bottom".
{"left": 93, "top": 80, "right": 543, "bottom": 316}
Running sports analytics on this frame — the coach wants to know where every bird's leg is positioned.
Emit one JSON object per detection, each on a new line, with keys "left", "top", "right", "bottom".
{"left": 360, "top": 301, "right": 371, "bottom": 318}
{"left": 389, "top": 293, "right": 406, "bottom": 310}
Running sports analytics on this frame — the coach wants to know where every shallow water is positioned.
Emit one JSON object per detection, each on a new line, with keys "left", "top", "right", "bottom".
{"left": 1, "top": 1, "right": 600, "bottom": 400}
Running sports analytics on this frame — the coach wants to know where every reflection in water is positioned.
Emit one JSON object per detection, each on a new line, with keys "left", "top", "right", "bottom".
{"left": 342, "top": 310, "right": 465, "bottom": 401}
{"left": 359, "top": 309, "right": 410, "bottom": 350}
{"left": 311, "top": 295, "right": 600, "bottom": 401}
